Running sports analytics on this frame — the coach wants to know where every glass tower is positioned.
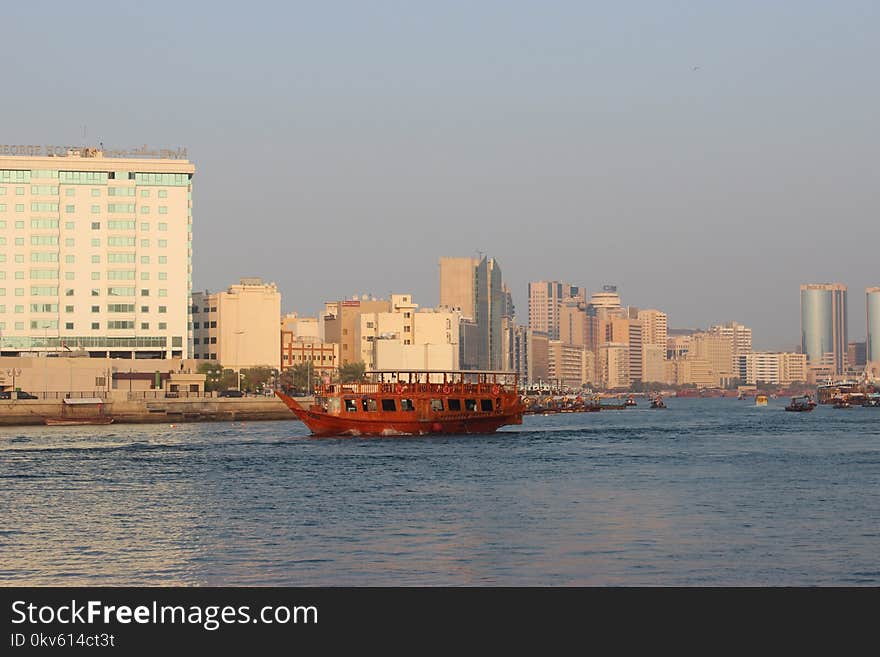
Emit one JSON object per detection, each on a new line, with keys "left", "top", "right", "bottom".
{"left": 867, "top": 287, "right": 880, "bottom": 364}
{"left": 800, "top": 284, "right": 847, "bottom": 375}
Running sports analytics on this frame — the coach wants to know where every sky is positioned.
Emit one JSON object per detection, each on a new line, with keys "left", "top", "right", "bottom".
{"left": 4, "top": 1, "right": 878, "bottom": 350}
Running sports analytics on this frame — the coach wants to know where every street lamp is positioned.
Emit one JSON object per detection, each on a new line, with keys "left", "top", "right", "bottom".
{"left": 234, "top": 330, "right": 245, "bottom": 392}
{"left": 6, "top": 368, "right": 22, "bottom": 396}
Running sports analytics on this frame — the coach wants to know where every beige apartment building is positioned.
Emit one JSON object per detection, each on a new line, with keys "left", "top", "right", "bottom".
{"left": 357, "top": 294, "right": 461, "bottom": 371}
{"left": 439, "top": 256, "right": 479, "bottom": 319}
{"left": 560, "top": 298, "right": 588, "bottom": 346}
{"left": 598, "top": 342, "right": 629, "bottom": 390}
{"left": 281, "top": 312, "right": 320, "bottom": 341}
{"left": 688, "top": 332, "right": 735, "bottom": 385}
{"left": 547, "top": 340, "right": 594, "bottom": 388}
{"left": 740, "top": 352, "right": 807, "bottom": 386}
{"left": 528, "top": 281, "right": 585, "bottom": 340}
{"left": 638, "top": 309, "right": 668, "bottom": 381}
{"left": 528, "top": 330, "right": 550, "bottom": 383}
{"left": 638, "top": 309, "right": 668, "bottom": 348}
{"left": 642, "top": 343, "right": 666, "bottom": 383}
{"left": 323, "top": 296, "right": 392, "bottom": 365}
{"left": 0, "top": 148, "right": 193, "bottom": 359}
{"left": 191, "top": 278, "right": 281, "bottom": 370}
{"left": 666, "top": 358, "right": 716, "bottom": 388}
{"left": 708, "top": 321, "right": 752, "bottom": 359}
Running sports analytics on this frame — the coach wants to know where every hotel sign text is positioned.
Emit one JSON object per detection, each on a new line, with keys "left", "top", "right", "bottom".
{"left": 0, "top": 144, "right": 188, "bottom": 159}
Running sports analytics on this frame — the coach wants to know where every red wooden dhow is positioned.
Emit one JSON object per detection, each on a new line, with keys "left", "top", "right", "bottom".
{"left": 275, "top": 370, "right": 523, "bottom": 437}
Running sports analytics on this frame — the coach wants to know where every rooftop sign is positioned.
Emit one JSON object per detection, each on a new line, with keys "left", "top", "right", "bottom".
{"left": 0, "top": 144, "right": 188, "bottom": 159}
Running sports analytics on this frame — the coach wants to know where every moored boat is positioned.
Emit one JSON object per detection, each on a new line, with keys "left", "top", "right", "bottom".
{"left": 45, "top": 417, "right": 115, "bottom": 426}
{"left": 44, "top": 397, "right": 113, "bottom": 426}
{"left": 276, "top": 370, "right": 523, "bottom": 437}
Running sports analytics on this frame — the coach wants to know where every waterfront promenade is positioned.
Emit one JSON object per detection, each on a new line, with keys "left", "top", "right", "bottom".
{"left": 0, "top": 394, "right": 297, "bottom": 426}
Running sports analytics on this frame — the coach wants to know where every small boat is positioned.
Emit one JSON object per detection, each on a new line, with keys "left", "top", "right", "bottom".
{"left": 649, "top": 396, "right": 666, "bottom": 409}
{"left": 863, "top": 395, "right": 880, "bottom": 408}
{"left": 45, "top": 417, "right": 115, "bottom": 426}
{"left": 625, "top": 395, "right": 637, "bottom": 407}
{"left": 756, "top": 395, "right": 768, "bottom": 407}
{"left": 832, "top": 398, "right": 852, "bottom": 409}
{"left": 785, "top": 395, "right": 816, "bottom": 412}
{"left": 276, "top": 370, "right": 523, "bottom": 437}
{"left": 44, "top": 397, "right": 113, "bottom": 426}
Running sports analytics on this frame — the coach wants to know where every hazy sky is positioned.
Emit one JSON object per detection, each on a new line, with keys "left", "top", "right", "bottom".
{"left": 5, "top": 2, "right": 878, "bottom": 349}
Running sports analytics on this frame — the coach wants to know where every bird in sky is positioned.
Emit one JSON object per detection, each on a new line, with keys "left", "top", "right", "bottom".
{"left": 693, "top": 66, "right": 700, "bottom": 71}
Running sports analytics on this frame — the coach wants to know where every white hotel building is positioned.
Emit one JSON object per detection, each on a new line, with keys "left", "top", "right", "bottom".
{"left": 0, "top": 148, "right": 193, "bottom": 359}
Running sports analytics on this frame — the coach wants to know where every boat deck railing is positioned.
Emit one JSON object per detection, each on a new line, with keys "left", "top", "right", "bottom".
{"left": 321, "top": 381, "right": 516, "bottom": 396}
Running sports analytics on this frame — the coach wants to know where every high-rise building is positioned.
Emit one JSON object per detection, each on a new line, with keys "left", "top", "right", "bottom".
{"left": 439, "top": 256, "right": 479, "bottom": 319}
{"left": 0, "top": 148, "right": 194, "bottom": 358}
{"left": 528, "top": 330, "right": 550, "bottom": 384}
{"left": 708, "top": 321, "right": 752, "bottom": 357}
{"left": 547, "top": 341, "right": 592, "bottom": 388}
{"left": 192, "top": 278, "right": 281, "bottom": 370}
{"left": 598, "top": 342, "right": 629, "bottom": 389}
{"left": 590, "top": 285, "right": 622, "bottom": 310}
{"left": 688, "top": 331, "right": 735, "bottom": 386}
{"left": 559, "top": 298, "right": 588, "bottom": 346}
{"left": 637, "top": 309, "right": 668, "bottom": 350}
{"left": 439, "top": 255, "right": 506, "bottom": 370}
{"left": 867, "top": 287, "right": 880, "bottom": 365}
{"left": 847, "top": 342, "right": 866, "bottom": 369}
{"left": 800, "top": 283, "right": 848, "bottom": 376}
{"left": 642, "top": 344, "right": 666, "bottom": 383}
{"left": 528, "top": 281, "right": 584, "bottom": 340}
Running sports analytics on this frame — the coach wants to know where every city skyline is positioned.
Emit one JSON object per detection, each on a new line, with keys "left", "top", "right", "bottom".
{"left": 3, "top": 3, "right": 878, "bottom": 351}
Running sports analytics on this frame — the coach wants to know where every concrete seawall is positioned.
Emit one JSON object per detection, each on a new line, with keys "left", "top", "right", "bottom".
{"left": 0, "top": 396, "right": 305, "bottom": 426}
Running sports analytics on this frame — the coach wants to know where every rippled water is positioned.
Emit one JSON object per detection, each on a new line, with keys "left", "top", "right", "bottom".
{"left": 1, "top": 398, "right": 879, "bottom": 586}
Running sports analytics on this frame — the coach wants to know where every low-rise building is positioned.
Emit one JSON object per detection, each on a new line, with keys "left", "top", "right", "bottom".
{"left": 192, "top": 278, "right": 281, "bottom": 370}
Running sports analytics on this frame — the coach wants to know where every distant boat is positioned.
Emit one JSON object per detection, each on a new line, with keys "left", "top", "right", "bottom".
{"left": 756, "top": 395, "right": 768, "bottom": 407}
{"left": 649, "top": 395, "right": 666, "bottom": 409}
{"left": 785, "top": 395, "right": 816, "bottom": 412}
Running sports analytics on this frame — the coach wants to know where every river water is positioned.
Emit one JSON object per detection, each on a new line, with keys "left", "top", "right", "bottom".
{"left": 1, "top": 398, "right": 878, "bottom": 586}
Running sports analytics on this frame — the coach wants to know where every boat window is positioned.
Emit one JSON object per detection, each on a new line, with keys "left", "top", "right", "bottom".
{"left": 344, "top": 399, "right": 357, "bottom": 412}
{"left": 481, "top": 399, "right": 493, "bottom": 412}
{"left": 447, "top": 399, "right": 461, "bottom": 411}
{"left": 381, "top": 399, "right": 396, "bottom": 412}
{"left": 430, "top": 399, "right": 444, "bottom": 412}
{"left": 401, "top": 398, "right": 415, "bottom": 411}
{"left": 496, "top": 397, "right": 502, "bottom": 409}
{"left": 362, "top": 398, "right": 378, "bottom": 412}
{"left": 327, "top": 397, "right": 341, "bottom": 413}
{"left": 465, "top": 399, "right": 477, "bottom": 411}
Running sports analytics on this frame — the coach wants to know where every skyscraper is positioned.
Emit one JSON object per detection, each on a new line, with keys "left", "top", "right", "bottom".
{"left": 528, "top": 281, "right": 584, "bottom": 340}
{"left": 800, "top": 283, "right": 848, "bottom": 376}
{"left": 867, "top": 287, "right": 880, "bottom": 365}
{"left": 439, "top": 255, "right": 506, "bottom": 370}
